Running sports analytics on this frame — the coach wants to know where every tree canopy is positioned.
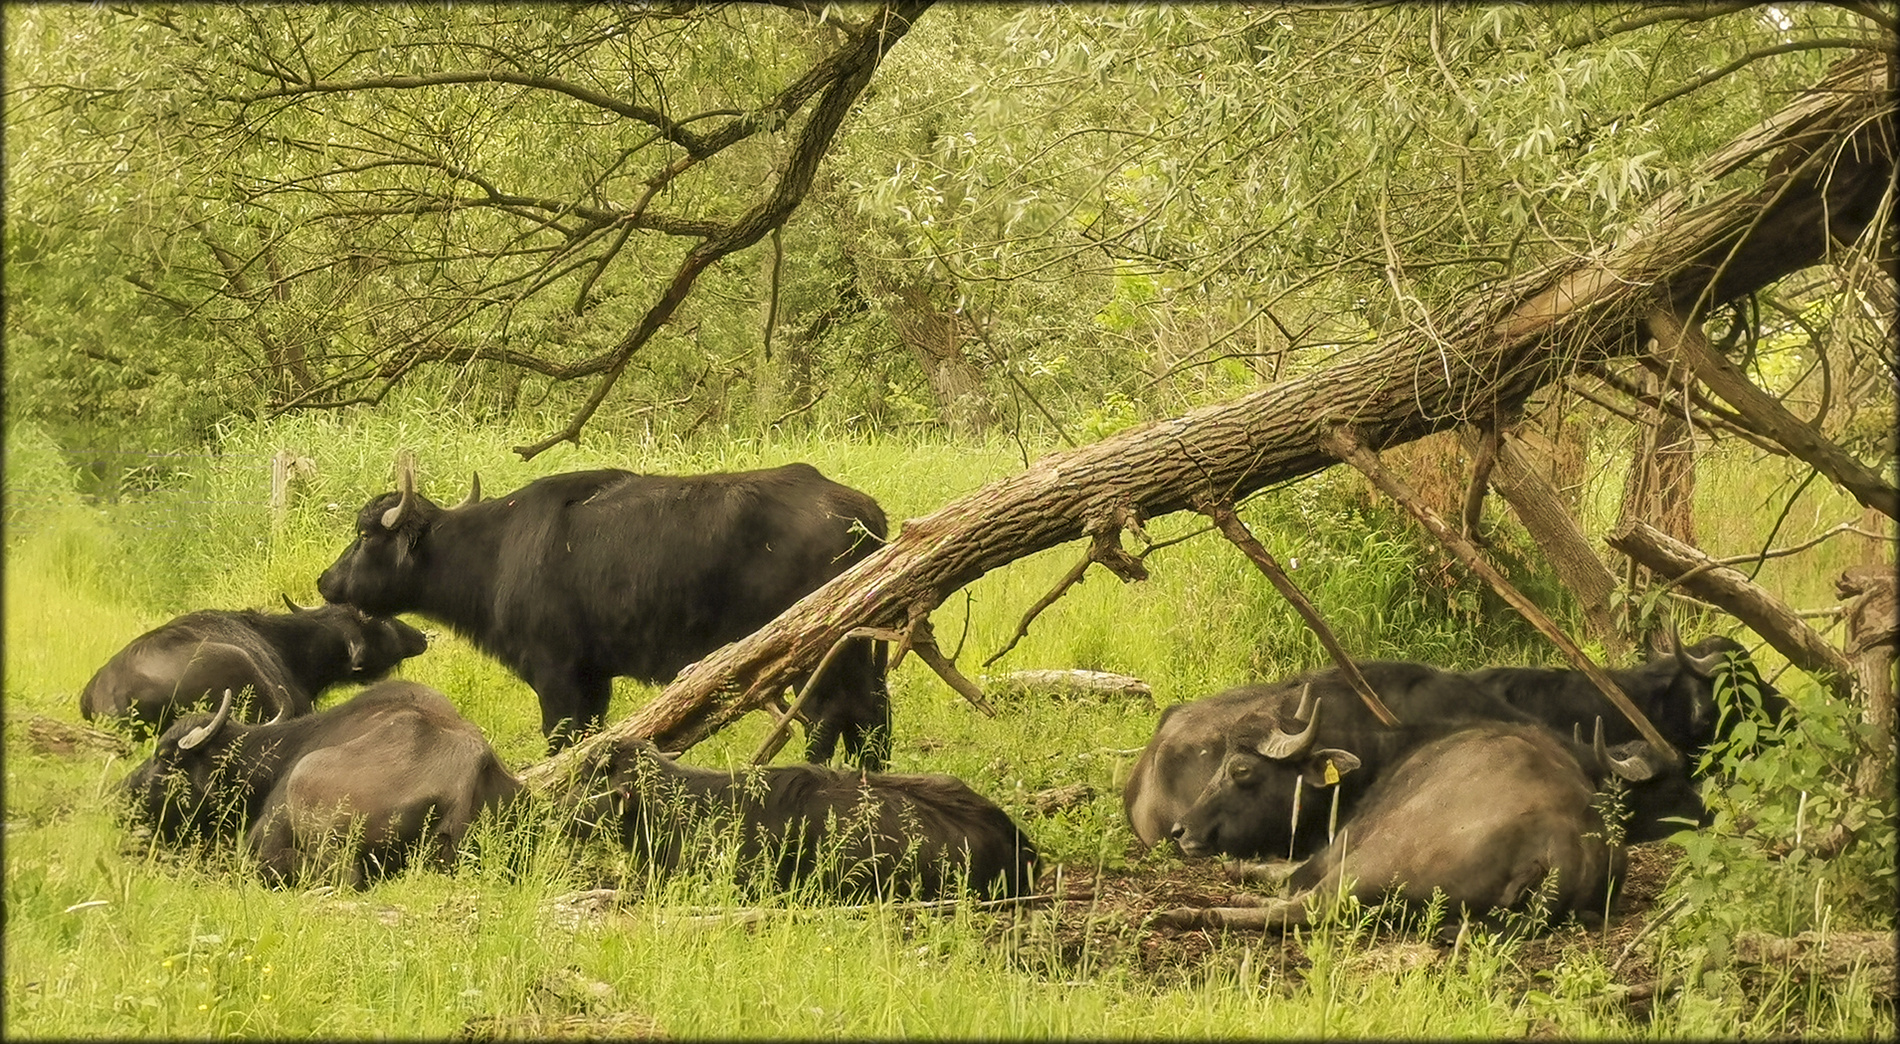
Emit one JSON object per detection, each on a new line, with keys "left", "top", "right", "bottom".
{"left": 8, "top": 3, "right": 1892, "bottom": 460}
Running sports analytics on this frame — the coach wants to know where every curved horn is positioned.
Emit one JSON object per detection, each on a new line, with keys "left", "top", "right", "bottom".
{"left": 453, "top": 472, "right": 481, "bottom": 509}
{"left": 281, "top": 593, "right": 309, "bottom": 613}
{"left": 1256, "top": 696, "right": 1322, "bottom": 760}
{"left": 179, "top": 689, "right": 237, "bottom": 751}
{"left": 1675, "top": 635, "right": 1729, "bottom": 678}
{"left": 265, "top": 685, "right": 291, "bottom": 726}
{"left": 1290, "top": 682, "right": 1316, "bottom": 725}
{"left": 1594, "top": 716, "right": 1659, "bottom": 782}
{"left": 380, "top": 459, "right": 417, "bottom": 530}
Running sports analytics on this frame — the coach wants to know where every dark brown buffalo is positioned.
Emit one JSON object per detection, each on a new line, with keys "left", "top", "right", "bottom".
{"left": 317, "top": 461, "right": 890, "bottom": 763}
{"left": 1463, "top": 634, "right": 1787, "bottom": 766}
{"left": 125, "top": 680, "right": 521, "bottom": 888}
{"left": 565, "top": 739, "right": 1038, "bottom": 900}
{"left": 80, "top": 599, "right": 427, "bottom": 734}
{"left": 1159, "top": 721, "right": 1655, "bottom": 934}
{"left": 1125, "top": 661, "right": 1544, "bottom": 858}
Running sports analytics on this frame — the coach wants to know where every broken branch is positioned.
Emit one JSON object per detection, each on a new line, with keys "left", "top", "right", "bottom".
{"left": 1195, "top": 495, "right": 1402, "bottom": 727}
{"left": 1323, "top": 426, "right": 1678, "bottom": 760}
{"left": 1607, "top": 520, "right": 1858, "bottom": 700}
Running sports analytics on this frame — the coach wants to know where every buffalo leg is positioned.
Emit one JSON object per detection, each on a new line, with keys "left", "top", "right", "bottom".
{"left": 803, "top": 638, "right": 892, "bottom": 769}
{"left": 536, "top": 673, "right": 613, "bottom": 753}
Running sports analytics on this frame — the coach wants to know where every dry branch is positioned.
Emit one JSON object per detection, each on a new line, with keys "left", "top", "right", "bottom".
{"left": 1606, "top": 520, "right": 1857, "bottom": 699}
{"left": 1323, "top": 427, "right": 1678, "bottom": 759}
{"left": 1195, "top": 496, "right": 1402, "bottom": 727}
{"left": 1649, "top": 309, "right": 1899, "bottom": 520}
{"left": 515, "top": 54, "right": 1892, "bottom": 792}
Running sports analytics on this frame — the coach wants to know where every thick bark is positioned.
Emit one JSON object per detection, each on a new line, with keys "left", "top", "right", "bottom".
{"left": 1467, "top": 427, "right": 1629, "bottom": 658}
{"left": 1606, "top": 520, "right": 1857, "bottom": 700}
{"left": 1837, "top": 564, "right": 1896, "bottom": 786}
{"left": 884, "top": 284, "right": 998, "bottom": 436}
{"left": 518, "top": 54, "right": 1893, "bottom": 790}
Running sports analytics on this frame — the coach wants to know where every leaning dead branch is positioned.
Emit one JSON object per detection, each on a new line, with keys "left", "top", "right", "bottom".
{"left": 1324, "top": 426, "right": 1679, "bottom": 760}
{"left": 1650, "top": 309, "right": 1898, "bottom": 520}
{"left": 1607, "top": 520, "right": 1856, "bottom": 700}
{"left": 1195, "top": 495, "right": 1402, "bottom": 727}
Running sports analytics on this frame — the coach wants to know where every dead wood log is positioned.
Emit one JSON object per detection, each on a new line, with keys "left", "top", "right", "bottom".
{"left": 1323, "top": 426, "right": 1679, "bottom": 760}
{"left": 515, "top": 54, "right": 1891, "bottom": 792}
{"left": 1195, "top": 496, "right": 1402, "bottom": 727}
{"left": 987, "top": 670, "right": 1153, "bottom": 705}
{"left": 1649, "top": 309, "right": 1899, "bottom": 520}
{"left": 1733, "top": 930, "right": 1896, "bottom": 994}
{"left": 1606, "top": 520, "right": 1856, "bottom": 700}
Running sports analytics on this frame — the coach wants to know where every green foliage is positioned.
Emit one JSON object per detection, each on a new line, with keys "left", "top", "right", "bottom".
{"left": 1671, "top": 677, "right": 1895, "bottom": 944}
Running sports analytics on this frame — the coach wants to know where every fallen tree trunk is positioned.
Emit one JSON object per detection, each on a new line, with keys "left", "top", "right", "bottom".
{"left": 519, "top": 54, "right": 1892, "bottom": 790}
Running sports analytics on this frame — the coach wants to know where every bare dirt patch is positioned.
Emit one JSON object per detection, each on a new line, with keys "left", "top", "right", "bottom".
{"left": 986, "top": 840, "right": 1690, "bottom": 996}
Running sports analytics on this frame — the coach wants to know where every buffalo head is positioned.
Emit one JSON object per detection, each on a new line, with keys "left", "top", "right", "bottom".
{"left": 124, "top": 688, "right": 269, "bottom": 843}
{"left": 317, "top": 461, "right": 479, "bottom": 615}
{"left": 1170, "top": 688, "right": 1363, "bottom": 859}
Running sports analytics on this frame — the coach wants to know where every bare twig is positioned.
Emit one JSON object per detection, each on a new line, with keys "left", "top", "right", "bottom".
{"left": 1194, "top": 495, "right": 1402, "bottom": 727}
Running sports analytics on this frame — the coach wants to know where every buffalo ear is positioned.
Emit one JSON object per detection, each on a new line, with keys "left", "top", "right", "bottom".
{"left": 1299, "top": 748, "right": 1361, "bottom": 788}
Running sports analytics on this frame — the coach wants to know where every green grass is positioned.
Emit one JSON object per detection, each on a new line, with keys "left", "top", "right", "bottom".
{"left": 4, "top": 414, "right": 1893, "bottom": 1038}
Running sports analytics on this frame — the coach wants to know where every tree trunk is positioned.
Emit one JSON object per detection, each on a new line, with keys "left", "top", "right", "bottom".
{"left": 884, "top": 284, "right": 997, "bottom": 436}
{"left": 1466, "top": 426, "right": 1629, "bottom": 659}
{"left": 1613, "top": 361, "right": 1700, "bottom": 647}
{"left": 517, "top": 53, "right": 1894, "bottom": 789}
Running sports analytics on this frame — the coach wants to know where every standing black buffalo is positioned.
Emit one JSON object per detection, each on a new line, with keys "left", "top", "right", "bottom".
{"left": 1159, "top": 720, "right": 1669, "bottom": 934}
{"left": 565, "top": 738, "right": 1039, "bottom": 900}
{"left": 125, "top": 680, "right": 521, "bottom": 888}
{"left": 1463, "top": 634, "right": 1786, "bottom": 764}
{"left": 317, "top": 462, "right": 891, "bottom": 763}
{"left": 80, "top": 598, "right": 428, "bottom": 734}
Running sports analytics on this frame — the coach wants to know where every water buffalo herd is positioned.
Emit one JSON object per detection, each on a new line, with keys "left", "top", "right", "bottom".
{"left": 86, "top": 458, "right": 1783, "bottom": 929}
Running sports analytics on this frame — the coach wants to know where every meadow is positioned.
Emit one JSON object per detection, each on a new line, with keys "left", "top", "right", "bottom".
{"left": 4, "top": 412, "right": 1893, "bottom": 1039}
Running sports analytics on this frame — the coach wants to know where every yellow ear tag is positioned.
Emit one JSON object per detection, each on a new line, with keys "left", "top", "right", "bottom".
{"left": 1323, "top": 759, "right": 1341, "bottom": 786}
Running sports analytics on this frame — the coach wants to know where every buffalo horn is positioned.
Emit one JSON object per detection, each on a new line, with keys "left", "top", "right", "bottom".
{"left": 1594, "top": 716, "right": 1659, "bottom": 782}
{"left": 1673, "top": 630, "right": 1729, "bottom": 677}
{"left": 179, "top": 689, "right": 236, "bottom": 751}
{"left": 381, "top": 459, "right": 417, "bottom": 530}
{"left": 281, "top": 593, "right": 309, "bottom": 613}
{"left": 1290, "top": 682, "right": 1316, "bottom": 725}
{"left": 265, "top": 685, "right": 290, "bottom": 726}
{"left": 454, "top": 472, "right": 481, "bottom": 509}
{"left": 1255, "top": 695, "right": 1321, "bottom": 760}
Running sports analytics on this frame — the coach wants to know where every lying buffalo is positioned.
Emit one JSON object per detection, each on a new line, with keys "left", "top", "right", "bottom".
{"left": 318, "top": 461, "right": 891, "bottom": 764}
{"left": 1124, "top": 661, "right": 1546, "bottom": 857}
{"left": 1158, "top": 720, "right": 1685, "bottom": 934}
{"left": 565, "top": 739, "right": 1039, "bottom": 900}
{"left": 1464, "top": 633, "right": 1786, "bottom": 764}
{"left": 80, "top": 598, "right": 428, "bottom": 734}
{"left": 125, "top": 680, "right": 521, "bottom": 888}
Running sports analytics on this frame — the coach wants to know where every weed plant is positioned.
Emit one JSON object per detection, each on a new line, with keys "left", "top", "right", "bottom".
{"left": 4, "top": 413, "right": 1893, "bottom": 1038}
